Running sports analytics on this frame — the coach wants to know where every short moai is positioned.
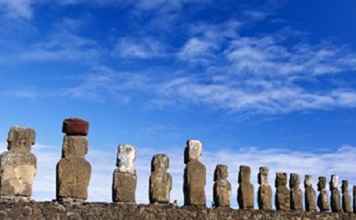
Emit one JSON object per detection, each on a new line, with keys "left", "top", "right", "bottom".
{"left": 112, "top": 144, "right": 137, "bottom": 204}
{"left": 237, "top": 165, "right": 254, "bottom": 209}
{"left": 289, "top": 173, "right": 303, "bottom": 211}
{"left": 213, "top": 164, "right": 231, "bottom": 208}
{"left": 304, "top": 175, "right": 317, "bottom": 212}
{"left": 330, "top": 175, "right": 341, "bottom": 212}
{"left": 317, "top": 176, "right": 330, "bottom": 212}
{"left": 183, "top": 140, "right": 206, "bottom": 207}
{"left": 149, "top": 154, "right": 172, "bottom": 204}
{"left": 257, "top": 167, "right": 272, "bottom": 210}
{"left": 353, "top": 186, "right": 356, "bottom": 214}
{"left": 0, "top": 127, "right": 37, "bottom": 201}
{"left": 342, "top": 180, "right": 352, "bottom": 213}
{"left": 275, "top": 172, "right": 290, "bottom": 211}
{"left": 56, "top": 118, "right": 91, "bottom": 203}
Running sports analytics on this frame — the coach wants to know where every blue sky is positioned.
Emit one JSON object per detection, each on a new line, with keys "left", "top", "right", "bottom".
{"left": 0, "top": 0, "right": 356, "bottom": 206}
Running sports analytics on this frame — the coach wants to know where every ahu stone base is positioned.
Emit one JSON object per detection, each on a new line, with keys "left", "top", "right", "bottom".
{"left": 0, "top": 202, "right": 355, "bottom": 220}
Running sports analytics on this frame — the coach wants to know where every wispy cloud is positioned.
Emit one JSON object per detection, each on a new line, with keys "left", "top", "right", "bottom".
{"left": 114, "top": 37, "right": 166, "bottom": 59}
{"left": 0, "top": 0, "right": 34, "bottom": 19}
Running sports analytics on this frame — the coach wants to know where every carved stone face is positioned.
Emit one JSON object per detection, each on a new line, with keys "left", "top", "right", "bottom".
{"left": 318, "top": 176, "right": 326, "bottom": 191}
{"left": 7, "top": 127, "right": 35, "bottom": 152}
{"left": 151, "top": 154, "right": 169, "bottom": 172}
{"left": 289, "top": 173, "right": 300, "bottom": 188}
{"left": 304, "top": 175, "right": 313, "bottom": 187}
{"left": 238, "top": 165, "right": 251, "bottom": 183}
{"left": 330, "top": 175, "right": 339, "bottom": 189}
{"left": 117, "top": 144, "right": 136, "bottom": 174}
{"left": 214, "top": 164, "right": 228, "bottom": 181}
{"left": 258, "top": 167, "right": 269, "bottom": 185}
{"left": 184, "top": 139, "right": 202, "bottom": 163}
{"left": 276, "top": 172, "right": 287, "bottom": 187}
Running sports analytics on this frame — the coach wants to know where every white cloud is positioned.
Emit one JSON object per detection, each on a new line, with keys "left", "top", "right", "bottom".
{"left": 114, "top": 37, "right": 166, "bottom": 59}
{"left": 0, "top": 0, "right": 33, "bottom": 19}
{"left": 178, "top": 37, "right": 216, "bottom": 63}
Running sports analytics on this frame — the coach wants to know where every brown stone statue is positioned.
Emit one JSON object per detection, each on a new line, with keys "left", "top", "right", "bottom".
{"left": 213, "top": 164, "right": 231, "bottom": 208}
{"left": 237, "top": 165, "right": 254, "bottom": 209}
{"left": 289, "top": 173, "right": 303, "bottom": 211}
{"left": 330, "top": 175, "right": 341, "bottom": 212}
{"left": 275, "top": 172, "right": 290, "bottom": 211}
{"left": 304, "top": 175, "right": 317, "bottom": 212}
{"left": 317, "top": 176, "right": 330, "bottom": 212}
{"left": 0, "top": 127, "right": 37, "bottom": 201}
{"left": 258, "top": 167, "right": 272, "bottom": 210}
{"left": 112, "top": 144, "right": 137, "bottom": 203}
{"left": 149, "top": 154, "right": 172, "bottom": 204}
{"left": 342, "top": 180, "right": 352, "bottom": 213}
{"left": 56, "top": 118, "right": 91, "bottom": 203}
{"left": 183, "top": 140, "right": 206, "bottom": 207}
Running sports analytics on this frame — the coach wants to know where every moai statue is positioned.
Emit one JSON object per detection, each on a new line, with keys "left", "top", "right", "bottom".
{"left": 0, "top": 127, "right": 37, "bottom": 201}
{"left": 237, "top": 165, "right": 254, "bottom": 209}
{"left": 149, "top": 154, "right": 172, "bottom": 204}
{"left": 213, "top": 164, "right": 231, "bottom": 208}
{"left": 304, "top": 175, "right": 317, "bottom": 212}
{"left": 113, "top": 144, "right": 137, "bottom": 203}
{"left": 342, "top": 180, "right": 352, "bottom": 213}
{"left": 353, "top": 186, "right": 356, "bottom": 214}
{"left": 317, "top": 176, "right": 330, "bottom": 212}
{"left": 183, "top": 139, "right": 206, "bottom": 207}
{"left": 257, "top": 167, "right": 272, "bottom": 210}
{"left": 330, "top": 175, "right": 341, "bottom": 212}
{"left": 289, "top": 173, "right": 303, "bottom": 211}
{"left": 56, "top": 118, "right": 91, "bottom": 203}
{"left": 275, "top": 172, "right": 290, "bottom": 211}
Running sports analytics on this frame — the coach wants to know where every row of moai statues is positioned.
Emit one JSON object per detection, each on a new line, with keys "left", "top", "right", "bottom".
{"left": 0, "top": 118, "right": 356, "bottom": 213}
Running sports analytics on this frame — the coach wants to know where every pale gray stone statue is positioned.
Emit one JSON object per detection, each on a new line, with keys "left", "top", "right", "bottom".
{"left": 258, "top": 167, "right": 272, "bottom": 210}
{"left": 149, "top": 154, "right": 172, "bottom": 204}
{"left": 304, "top": 175, "right": 317, "bottom": 212}
{"left": 330, "top": 175, "right": 341, "bottom": 212}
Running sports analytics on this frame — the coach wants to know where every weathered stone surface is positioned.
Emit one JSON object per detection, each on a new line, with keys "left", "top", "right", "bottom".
{"left": 62, "top": 136, "right": 88, "bottom": 158}
{"left": 113, "top": 145, "right": 137, "bottom": 203}
{"left": 213, "top": 164, "right": 231, "bottom": 207}
{"left": 330, "top": 175, "right": 341, "bottom": 212}
{"left": 62, "top": 118, "right": 89, "bottom": 136}
{"left": 318, "top": 176, "right": 330, "bottom": 212}
{"left": 184, "top": 139, "right": 202, "bottom": 163}
{"left": 275, "top": 172, "right": 290, "bottom": 211}
{"left": 237, "top": 165, "right": 254, "bottom": 209}
{"left": 112, "top": 170, "right": 137, "bottom": 203}
{"left": 0, "top": 127, "right": 37, "bottom": 200}
{"left": 258, "top": 167, "right": 272, "bottom": 210}
{"left": 149, "top": 154, "right": 172, "bottom": 204}
{"left": 353, "top": 186, "right": 356, "bottom": 214}
{"left": 290, "top": 173, "right": 303, "bottom": 211}
{"left": 342, "top": 180, "right": 352, "bottom": 213}
{"left": 304, "top": 175, "right": 317, "bottom": 212}
{"left": 56, "top": 158, "right": 91, "bottom": 201}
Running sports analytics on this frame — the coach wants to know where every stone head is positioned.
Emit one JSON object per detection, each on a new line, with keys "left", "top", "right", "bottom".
{"left": 184, "top": 139, "right": 202, "bottom": 164}
{"left": 238, "top": 165, "right": 251, "bottom": 183}
{"left": 330, "top": 175, "right": 339, "bottom": 190}
{"left": 258, "top": 167, "right": 269, "bottom": 185}
{"left": 304, "top": 175, "right": 313, "bottom": 187}
{"left": 7, "top": 127, "right": 35, "bottom": 152}
{"left": 214, "top": 164, "right": 228, "bottom": 181}
{"left": 117, "top": 144, "right": 136, "bottom": 174}
{"left": 151, "top": 154, "right": 169, "bottom": 172}
{"left": 275, "top": 172, "right": 287, "bottom": 187}
{"left": 342, "top": 180, "right": 349, "bottom": 192}
{"left": 318, "top": 176, "right": 327, "bottom": 191}
{"left": 289, "top": 173, "right": 300, "bottom": 189}
{"left": 353, "top": 186, "right": 356, "bottom": 195}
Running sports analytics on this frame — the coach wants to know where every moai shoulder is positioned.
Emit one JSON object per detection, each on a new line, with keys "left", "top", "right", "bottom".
{"left": 342, "top": 180, "right": 352, "bottom": 213}
{"left": 149, "top": 154, "right": 172, "bottom": 204}
{"left": 183, "top": 139, "right": 206, "bottom": 207}
{"left": 0, "top": 127, "right": 37, "bottom": 201}
{"left": 113, "top": 144, "right": 137, "bottom": 204}
{"left": 304, "top": 175, "right": 317, "bottom": 212}
{"left": 330, "top": 175, "right": 341, "bottom": 212}
{"left": 317, "top": 176, "right": 330, "bottom": 212}
{"left": 258, "top": 167, "right": 272, "bottom": 210}
{"left": 275, "top": 172, "right": 290, "bottom": 211}
{"left": 56, "top": 118, "right": 91, "bottom": 203}
{"left": 237, "top": 165, "right": 254, "bottom": 209}
{"left": 289, "top": 173, "right": 303, "bottom": 211}
{"left": 213, "top": 164, "right": 231, "bottom": 208}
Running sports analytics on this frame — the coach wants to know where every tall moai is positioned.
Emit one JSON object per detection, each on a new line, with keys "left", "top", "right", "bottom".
{"left": 56, "top": 118, "right": 91, "bottom": 203}
{"left": 304, "top": 175, "right": 317, "bottom": 212}
{"left": 183, "top": 139, "right": 206, "bottom": 207}
{"left": 149, "top": 154, "right": 172, "bottom": 204}
{"left": 275, "top": 172, "right": 290, "bottom": 211}
{"left": 213, "top": 164, "right": 231, "bottom": 208}
{"left": 112, "top": 144, "right": 137, "bottom": 204}
{"left": 237, "top": 165, "right": 254, "bottom": 209}
{"left": 257, "top": 167, "right": 272, "bottom": 210}
{"left": 317, "top": 176, "right": 330, "bottom": 212}
{"left": 353, "top": 186, "right": 356, "bottom": 214}
{"left": 342, "top": 180, "right": 352, "bottom": 213}
{"left": 0, "top": 127, "right": 37, "bottom": 201}
{"left": 289, "top": 173, "right": 303, "bottom": 211}
{"left": 330, "top": 175, "right": 341, "bottom": 212}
